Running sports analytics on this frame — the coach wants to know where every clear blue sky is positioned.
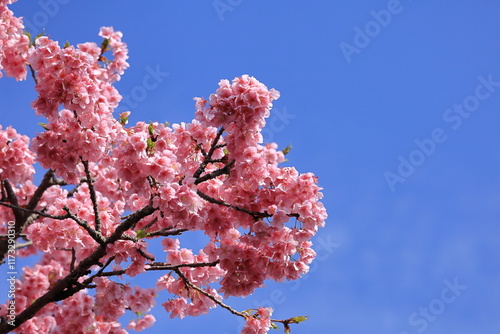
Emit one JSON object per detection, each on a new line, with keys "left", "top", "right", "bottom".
{"left": 1, "top": 1, "right": 500, "bottom": 333}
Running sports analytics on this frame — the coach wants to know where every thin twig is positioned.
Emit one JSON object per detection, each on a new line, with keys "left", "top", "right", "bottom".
{"left": 0, "top": 202, "right": 69, "bottom": 220}
{"left": 82, "top": 255, "right": 116, "bottom": 284}
{"left": 144, "top": 228, "right": 188, "bottom": 238}
{"left": 63, "top": 206, "right": 106, "bottom": 244}
{"left": 194, "top": 159, "right": 235, "bottom": 185}
{"left": 174, "top": 267, "right": 246, "bottom": 318}
{"left": 193, "top": 127, "right": 225, "bottom": 179}
{"left": 136, "top": 248, "right": 155, "bottom": 262}
{"left": 92, "top": 260, "right": 219, "bottom": 277}
{"left": 196, "top": 189, "right": 268, "bottom": 220}
{"left": 70, "top": 248, "right": 76, "bottom": 272}
{"left": 2, "top": 179, "right": 23, "bottom": 222}
{"left": 82, "top": 160, "right": 102, "bottom": 232}
{"left": 29, "top": 64, "right": 37, "bottom": 84}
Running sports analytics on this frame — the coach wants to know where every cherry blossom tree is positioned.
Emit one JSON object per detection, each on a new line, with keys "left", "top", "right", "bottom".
{"left": 0, "top": 1, "right": 327, "bottom": 333}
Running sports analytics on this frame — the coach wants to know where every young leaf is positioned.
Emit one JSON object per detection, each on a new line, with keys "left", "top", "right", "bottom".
{"left": 148, "top": 122, "right": 155, "bottom": 135}
{"left": 136, "top": 229, "right": 148, "bottom": 239}
{"left": 101, "top": 38, "right": 110, "bottom": 51}
{"left": 289, "top": 316, "right": 309, "bottom": 324}
{"left": 282, "top": 144, "right": 292, "bottom": 156}
{"left": 146, "top": 137, "right": 156, "bottom": 154}
{"left": 38, "top": 123, "right": 49, "bottom": 130}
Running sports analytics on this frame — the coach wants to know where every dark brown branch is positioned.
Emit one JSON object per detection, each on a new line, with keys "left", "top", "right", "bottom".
{"left": 0, "top": 202, "right": 69, "bottom": 220}
{"left": 174, "top": 267, "right": 245, "bottom": 318}
{"left": 82, "top": 255, "right": 116, "bottom": 284}
{"left": 70, "top": 248, "right": 76, "bottom": 272}
{"left": 0, "top": 204, "right": 156, "bottom": 334}
{"left": 192, "top": 127, "right": 225, "bottom": 179}
{"left": 62, "top": 206, "right": 106, "bottom": 245}
{"left": 1, "top": 170, "right": 60, "bottom": 263}
{"left": 196, "top": 189, "right": 268, "bottom": 220}
{"left": 90, "top": 260, "right": 219, "bottom": 278}
{"left": 148, "top": 260, "right": 219, "bottom": 270}
{"left": 29, "top": 64, "right": 37, "bottom": 84}
{"left": 194, "top": 159, "right": 235, "bottom": 185}
{"left": 25, "top": 169, "right": 57, "bottom": 213}
{"left": 2, "top": 180, "right": 22, "bottom": 223}
{"left": 66, "top": 180, "right": 84, "bottom": 198}
{"left": 82, "top": 160, "right": 102, "bottom": 232}
{"left": 208, "top": 127, "right": 225, "bottom": 156}
{"left": 136, "top": 248, "right": 155, "bottom": 262}
{"left": 139, "top": 217, "right": 158, "bottom": 232}
{"left": 144, "top": 227, "right": 188, "bottom": 238}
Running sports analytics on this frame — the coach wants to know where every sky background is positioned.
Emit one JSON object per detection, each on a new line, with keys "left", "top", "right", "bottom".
{"left": 1, "top": 0, "right": 500, "bottom": 333}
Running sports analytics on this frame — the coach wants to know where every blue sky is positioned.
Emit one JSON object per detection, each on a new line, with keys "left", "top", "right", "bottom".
{"left": 1, "top": 0, "right": 500, "bottom": 333}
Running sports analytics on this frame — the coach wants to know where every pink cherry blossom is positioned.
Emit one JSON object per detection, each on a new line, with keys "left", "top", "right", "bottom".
{"left": 0, "top": 126, "right": 35, "bottom": 185}
{"left": 241, "top": 307, "right": 273, "bottom": 334}
{"left": 127, "top": 314, "right": 155, "bottom": 332}
{"left": 0, "top": 6, "right": 326, "bottom": 332}
{"left": 0, "top": 0, "right": 28, "bottom": 80}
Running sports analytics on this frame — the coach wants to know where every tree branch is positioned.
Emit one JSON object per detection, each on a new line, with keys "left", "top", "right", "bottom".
{"left": 192, "top": 127, "right": 225, "bottom": 179}
{"left": 174, "top": 267, "right": 245, "bottom": 318}
{"left": 0, "top": 170, "right": 67, "bottom": 265}
{"left": 1, "top": 179, "right": 22, "bottom": 223}
{"left": 194, "top": 159, "right": 235, "bottom": 185}
{"left": 95, "top": 260, "right": 219, "bottom": 277}
{"left": 62, "top": 206, "right": 106, "bottom": 245}
{"left": 196, "top": 189, "right": 269, "bottom": 220}
{"left": 0, "top": 203, "right": 157, "bottom": 334}
{"left": 144, "top": 227, "right": 188, "bottom": 238}
{"left": 82, "top": 160, "right": 102, "bottom": 232}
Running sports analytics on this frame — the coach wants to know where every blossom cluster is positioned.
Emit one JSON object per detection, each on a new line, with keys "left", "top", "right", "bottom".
{"left": 0, "top": 0, "right": 28, "bottom": 80}
{"left": 0, "top": 125, "right": 35, "bottom": 185}
{"left": 0, "top": 2, "right": 327, "bottom": 333}
{"left": 29, "top": 26, "right": 128, "bottom": 183}
{"left": 241, "top": 308, "right": 273, "bottom": 334}
{"left": 0, "top": 256, "right": 155, "bottom": 333}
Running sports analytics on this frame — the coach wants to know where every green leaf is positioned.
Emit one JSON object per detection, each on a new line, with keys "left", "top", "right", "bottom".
{"left": 282, "top": 144, "right": 292, "bottom": 156}
{"left": 38, "top": 123, "right": 49, "bottom": 130}
{"left": 146, "top": 137, "right": 156, "bottom": 154}
{"left": 101, "top": 38, "right": 110, "bottom": 51}
{"left": 241, "top": 309, "right": 254, "bottom": 315}
{"left": 136, "top": 229, "right": 148, "bottom": 239}
{"left": 23, "top": 31, "right": 32, "bottom": 43}
{"left": 118, "top": 112, "right": 130, "bottom": 125}
{"left": 25, "top": 30, "right": 45, "bottom": 47}
{"left": 289, "top": 316, "right": 309, "bottom": 324}
{"left": 148, "top": 122, "right": 155, "bottom": 135}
